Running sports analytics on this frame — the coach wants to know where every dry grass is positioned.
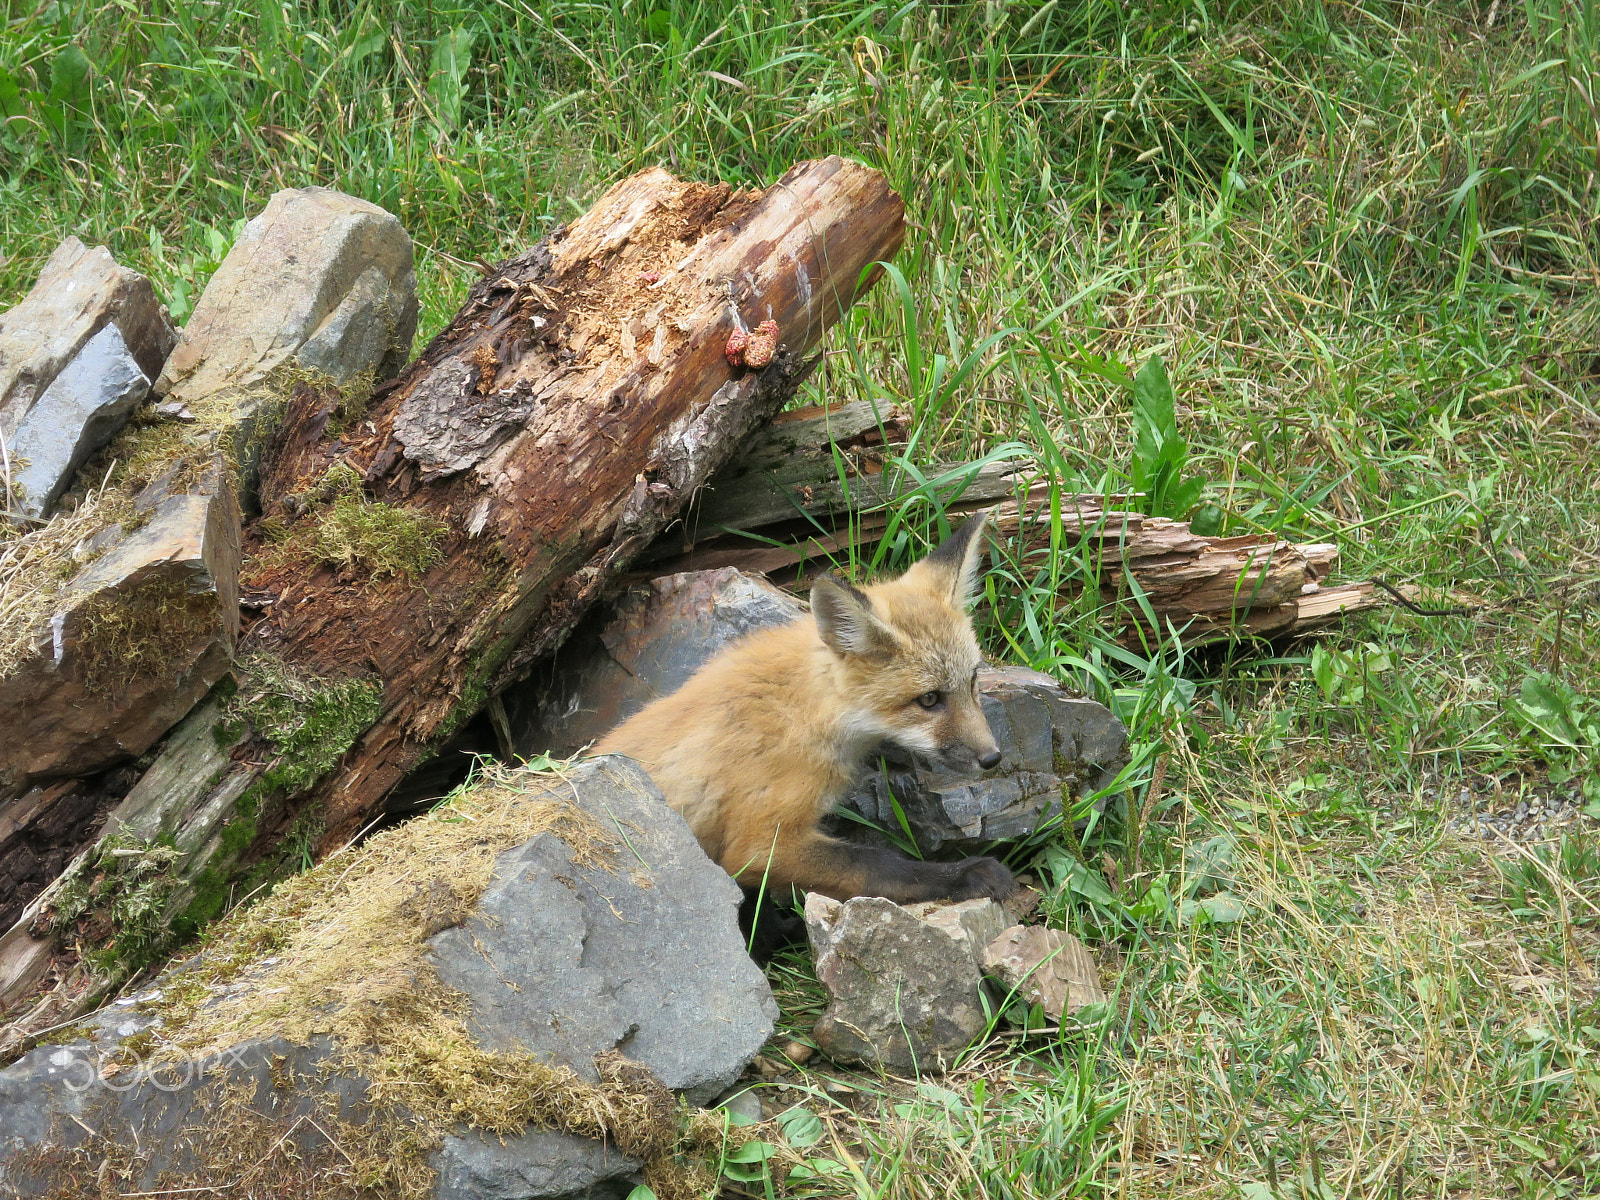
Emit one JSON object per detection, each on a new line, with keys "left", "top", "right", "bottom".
{"left": 0, "top": 479, "right": 133, "bottom": 677}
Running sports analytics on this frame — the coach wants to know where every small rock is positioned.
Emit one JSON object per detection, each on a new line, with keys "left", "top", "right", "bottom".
{"left": 805, "top": 893, "right": 1006, "bottom": 1074}
{"left": 903, "top": 897, "right": 1010, "bottom": 966}
{"left": 980, "top": 925, "right": 1106, "bottom": 1022}
{"left": 717, "top": 1087, "right": 764, "bottom": 1125}
{"left": 780, "top": 1040, "right": 814, "bottom": 1065}
{"left": 1006, "top": 885, "right": 1043, "bottom": 920}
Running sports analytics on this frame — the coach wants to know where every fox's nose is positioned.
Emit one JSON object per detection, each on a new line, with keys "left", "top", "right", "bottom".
{"left": 977, "top": 749, "right": 1001, "bottom": 770}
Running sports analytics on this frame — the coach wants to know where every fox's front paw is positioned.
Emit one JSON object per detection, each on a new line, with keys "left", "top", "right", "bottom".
{"left": 948, "top": 855, "right": 1016, "bottom": 902}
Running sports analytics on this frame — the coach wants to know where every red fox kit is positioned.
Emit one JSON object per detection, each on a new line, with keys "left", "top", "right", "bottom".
{"left": 595, "top": 512, "right": 1015, "bottom": 904}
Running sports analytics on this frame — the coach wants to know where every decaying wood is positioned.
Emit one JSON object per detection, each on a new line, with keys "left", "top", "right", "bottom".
{"left": 261, "top": 158, "right": 903, "bottom": 848}
{"left": 0, "top": 158, "right": 906, "bottom": 1029}
{"left": 639, "top": 404, "right": 1383, "bottom": 642}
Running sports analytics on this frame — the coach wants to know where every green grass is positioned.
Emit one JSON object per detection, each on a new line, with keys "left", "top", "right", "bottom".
{"left": 5, "top": 0, "right": 1600, "bottom": 1195}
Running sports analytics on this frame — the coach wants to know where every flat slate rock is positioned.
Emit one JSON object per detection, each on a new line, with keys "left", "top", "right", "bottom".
{"left": 0, "top": 461, "right": 240, "bottom": 797}
{"left": 981, "top": 925, "right": 1106, "bottom": 1021}
{"left": 842, "top": 663, "right": 1129, "bottom": 852}
{"left": 430, "top": 756, "right": 778, "bottom": 1106}
{"left": 11, "top": 322, "right": 153, "bottom": 520}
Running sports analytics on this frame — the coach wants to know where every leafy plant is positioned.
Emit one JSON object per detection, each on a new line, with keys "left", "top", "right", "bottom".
{"left": 1127, "top": 356, "right": 1207, "bottom": 521}
{"left": 1506, "top": 673, "right": 1600, "bottom": 809}
{"left": 429, "top": 25, "right": 479, "bottom": 132}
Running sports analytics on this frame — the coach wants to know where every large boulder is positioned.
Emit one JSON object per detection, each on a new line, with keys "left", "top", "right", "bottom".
{"left": 0, "top": 757, "right": 774, "bottom": 1199}
{"left": 153, "top": 186, "right": 418, "bottom": 467}
{"left": 0, "top": 239, "right": 177, "bottom": 520}
{"left": 505, "top": 566, "right": 805, "bottom": 757}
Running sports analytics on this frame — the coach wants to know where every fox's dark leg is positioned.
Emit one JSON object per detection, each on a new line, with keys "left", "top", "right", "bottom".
{"left": 731, "top": 829, "right": 1015, "bottom": 904}
{"left": 738, "top": 886, "right": 808, "bottom": 963}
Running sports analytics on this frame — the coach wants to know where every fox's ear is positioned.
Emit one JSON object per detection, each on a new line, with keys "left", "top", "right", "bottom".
{"left": 911, "top": 510, "right": 990, "bottom": 607}
{"left": 811, "top": 575, "right": 897, "bottom": 659}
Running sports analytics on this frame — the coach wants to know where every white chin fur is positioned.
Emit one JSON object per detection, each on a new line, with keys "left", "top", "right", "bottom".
{"left": 838, "top": 713, "right": 940, "bottom": 763}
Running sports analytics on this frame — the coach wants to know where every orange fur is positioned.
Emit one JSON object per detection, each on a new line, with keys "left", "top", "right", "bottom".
{"left": 594, "top": 514, "right": 1015, "bottom": 903}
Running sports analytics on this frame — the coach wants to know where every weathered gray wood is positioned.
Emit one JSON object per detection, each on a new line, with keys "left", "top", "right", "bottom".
{"left": 638, "top": 412, "right": 1383, "bottom": 642}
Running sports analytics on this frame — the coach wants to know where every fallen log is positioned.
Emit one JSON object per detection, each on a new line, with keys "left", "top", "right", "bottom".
{"left": 637, "top": 403, "right": 1382, "bottom": 642}
{"left": 0, "top": 158, "right": 906, "bottom": 1033}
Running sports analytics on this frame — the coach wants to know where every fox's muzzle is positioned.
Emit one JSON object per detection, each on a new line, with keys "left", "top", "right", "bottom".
{"left": 933, "top": 701, "right": 1002, "bottom": 773}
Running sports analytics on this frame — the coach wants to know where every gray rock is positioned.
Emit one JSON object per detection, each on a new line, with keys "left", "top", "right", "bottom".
{"left": 906, "top": 897, "right": 1009, "bottom": 963}
{"left": 506, "top": 567, "right": 805, "bottom": 758}
{"left": 11, "top": 323, "right": 151, "bottom": 519}
{"left": 804, "top": 893, "right": 1005, "bottom": 1074}
{"left": 431, "top": 757, "right": 776, "bottom": 1106}
{"left": 153, "top": 186, "right": 418, "bottom": 467}
{"left": 0, "top": 237, "right": 176, "bottom": 445}
{"left": 0, "top": 1025, "right": 635, "bottom": 1200}
{"left": 0, "top": 461, "right": 240, "bottom": 794}
{"left": 434, "top": 1128, "right": 639, "bottom": 1200}
{"left": 715, "top": 1086, "right": 764, "bottom": 1126}
{"left": 842, "top": 664, "right": 1129, "bottom": 852}
{"left": 0, "top": 757, "right": 772, "bottom": 1199}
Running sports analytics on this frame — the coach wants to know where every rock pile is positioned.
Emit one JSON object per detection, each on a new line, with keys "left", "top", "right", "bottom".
{"left": 1, "top": 188, "right": 416, "bottom": 803}
{"left": 1, "top": 187, "right": 419, "bottom": 1025}
{"left": 804, "top": 892, "right": 1106, "bottom": 1073}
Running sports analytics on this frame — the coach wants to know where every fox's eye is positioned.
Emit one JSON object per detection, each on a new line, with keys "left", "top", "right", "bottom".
{"left": 916, "top": 690, "right": 942, "bottom": 709}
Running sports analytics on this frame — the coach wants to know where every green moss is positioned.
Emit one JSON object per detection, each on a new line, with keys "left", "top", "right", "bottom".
{"left": 237, "top": 665, "right": 385, "bottom": 797}
{"left": 48, "top": 836, "right": 184, "bottom": 974}
{"left": 322, "top": 367, "right": 377, "bottom": 437}
{"left": 262, "top": 462, "right": 447, "bottom": 582}
{"left": 174, "top": 863, "right": 237, "bottom": 942}
{"left": 307, "top": 489, "right": 447, "bottom": 579}
{"left": 162, "top": 658, "right": 384, "bottom": 943}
